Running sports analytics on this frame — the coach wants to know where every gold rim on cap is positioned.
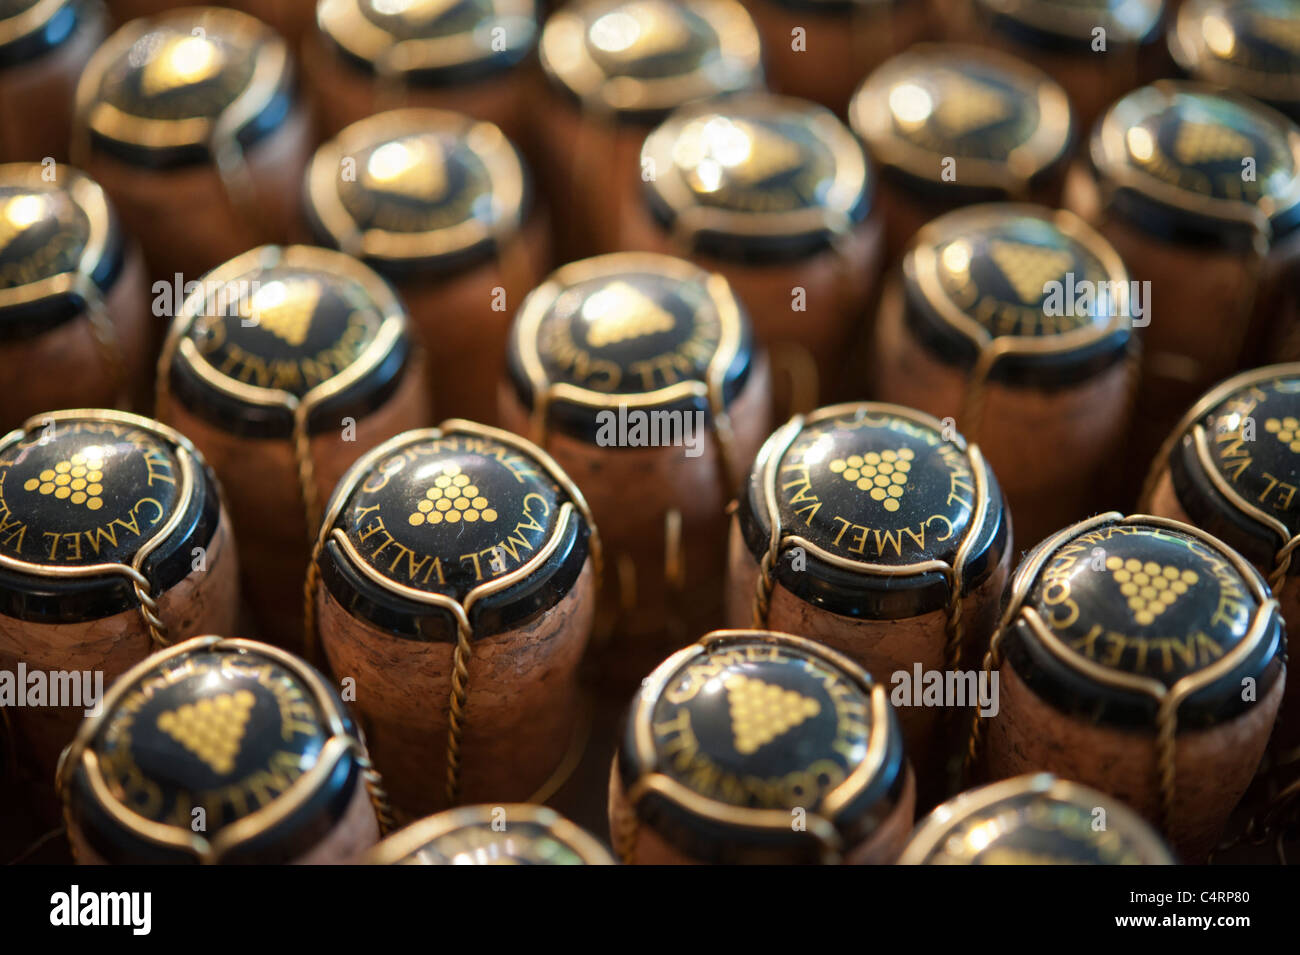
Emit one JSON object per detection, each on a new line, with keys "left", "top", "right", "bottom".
{"left": 1170, "top": 0, "right": 1300, "bottom": 104}
{"left": 316, "top": 0, "right": 537, "bottom": 75}
{"left": 1093, "top": 80, "right": 1300, "bottom": 237}
{"left": 539, "top": 0, "right": 762, "bottom": 115}
{"left": 978, "top": 0, "right": 1164, "bottom": 44}
{"left": 899, "top": 772, "right": 1176, "bottom": 864}
{"left": 850, "top": 43, "right": 1071, "bottom": 193}
{"left": 306, "top": 108, "right": 525, "bottom": 264}
{"left": 0, "top": 0, "right": 70, "bottom": 49}
{"left": 908, "top": 204, "right": 1132, "bottom": 361}
{"left": 365, "top": 803, "right": 615, "bottom": 864}
{"left": 56, "top": 635, "right": 386, "bottom": 864}
{"left": 621, "top": 628, "right": 895, "bottom": 865}
{"left": 74, "top": 7, "right": 288, "bottom": 155}
{"left": 641, "top": 92, "right": 867, "bottom": 245}
{"left": 0, "top": 409, "right": 200, "bottom": 647}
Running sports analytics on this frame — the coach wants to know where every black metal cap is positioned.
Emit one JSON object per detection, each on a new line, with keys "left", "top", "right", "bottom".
{"left": 538, "top": 0, "right": 762, "bottom": 125}
{"left": 640, "top": 93, "right": 871, "bottom": 263}
{"left": 1170, "top": 0, "right": 1300, "bottom": 122}
{"left": 162, "top": 245, "right": 414, "bottom": 440}
{"left": 849, "top": 44, "right": 1073, "bottom": 205}
{"left": 316, "top": 0, "right": 538, "bottom": 87}
{"left": 900, "top": 773, "right": 1177, "bottom": 863}
{"left": 0, "top": 0, "right": 82, "bottom": 68}
{"left": 366, "top": 804, "right": 615, "bottom": 863}
{"left": 1089, "top": 81, "right": 1300, "bottom": 249}
{"left": 1002, "top": 513, "right": 1285, "bottom": 730}
{"left": 316, "top": 421, "right": 596, "bottom": 641}
{"left": 304, "top": 108, "right": 530, "bottom": 279}
{"left": 618, "top": 629, "right": 908, "bottom": 864}
{"left": 0, "top": 163, "right": 126, "bottom": 343}
{"left": 1165, "top": 363, "right": 1300, "bottom": 572}
{"left": 738, "top": 403, "right": 1009, "bottom": 620}
{"left": 59, "top": 636, "right": 372, "bottom": 865}
{"left": 899, "top": 204, "right": 1132, "bottom": 389}
{"left": 76, "top": 7, "right": 295, "bottom": 169}
{"left": 506, "top": 252, "right": 755, "bottom": 443}
{"left": 977, "top": 0, "right": 1165, "bottom": 51}
{"left": 0, "top": 410, "right": 222, "bottom": 624}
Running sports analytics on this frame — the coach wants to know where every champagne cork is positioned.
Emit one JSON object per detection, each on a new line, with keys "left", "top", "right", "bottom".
{"left": 872, "top": 204, "right": 1136, "bottom": 547}
{"left": 501, "top": 252, "right": 772, "bottom": 685}
{"left": 0, "top": 410, "right": 239, "bottom": 806}
{"left": 308, "top": 421, "right": 600, "bottom": 820}
{"left": 72, "top": 6, "right": 312, "bottom": 281}
{"left": 609, "top": 629, "right": 916, "bottom": 864}
{"left": 1169, "top": 0, "right": 1300, "bottom": 123}
{"left": 535, "top": 0, "right": 762, "bottom": 259}
{"left": 1064, "top": 81, "right": 1300, "bottom": 474}
{"left": 900, "top": 772, "right": 1177, "bottom": 863}
{"left": 625, "top": 91, "right": 882, "bottom": 415}
{"left": 304, "top": 0, "right": 539, "bottom": 147}
{"left": 744, "top": 0, "right": 934, "bottom": 115}
{"left": 1140, "top": 363, "right": 1300, "bottom": 805}
{"left": 968, "top": 512, "right": 1287, "bottom": 862}
{"left": 304, "top": 107, "right": 548, "bottom": 425}
{"left": 963, "top": 0, "right": 1169, "bottom": 134}
{"left": 0, "top": 0, "right": 106, "bottom": 163}
{"left": 849, "top": 43, "right": 1074, "bottom": 263}
{"left": 0, "top": 162, "right": 150, "bottom": 433}
{"left": 365, "top": 803, "right": 615, "bottom": 864}
{"left": 156, "top": 244, "right": 432, "bottom": 652}
{"left": 726, "top": 402, "right": 1011, "bottom": 802}
{"left": 59, "top": 635, "right": 387, "bottom": 864}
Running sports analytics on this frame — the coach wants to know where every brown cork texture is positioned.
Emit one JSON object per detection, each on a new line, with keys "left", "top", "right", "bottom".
{"left": 0, "top": 245, "right": 152, "bottom": 434}
{"left": 748, "top": 0, "right": 933, "bottom": 115}
{"left": 872, "top": 283, "right": 1132, "bottom": 548}
{"left": 67, "top": 777, "right": 381, "bottom": 865}
{"left": 401, "top": 214, "right": 550, "bottom": 426}
{"left": 316, "top": 559, "right": 595, "bottom": 820}
{"left": 0, "top": 513, "right": 239, "bottom": 797}
{"left": 84, "top": 107, "right": 312, "bottom": 282}
{"left": 300, "top": 35, "right": 538, "bottom": 150}
{"left": 983, "top": 657, "right": 1285, "bottom": 862}
{"left": 614, "top": 204, "right": 885, "bottom": 414}
{"left": 0, "top": 8, "right": 104, "bottom": 163}
{"left": 607, "top": 756, "right": 917, "bottom": 864}
{"left": 499, "top": 358, "right": 774, "bottom": 688}
{"left": 531, "top": 99, "right": 645, "bottom": 261}
{"left": 725, "top": 515, "right": 1011, "bottom": 807}
{"left": 160, "top": 356, "right": 432, "bottom": 651}
{"left": 1147, "top": 467, "right": 1300, "bottom": 753}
